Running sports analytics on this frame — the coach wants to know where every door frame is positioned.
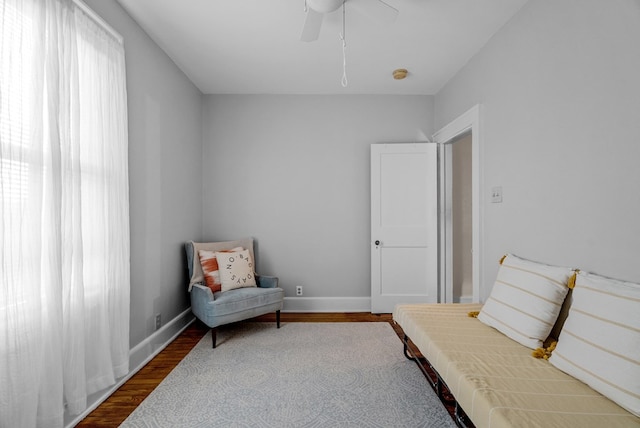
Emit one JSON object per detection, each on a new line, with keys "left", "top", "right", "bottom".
{"left": 432, "top": 104, "right": 482, "bottom": 303}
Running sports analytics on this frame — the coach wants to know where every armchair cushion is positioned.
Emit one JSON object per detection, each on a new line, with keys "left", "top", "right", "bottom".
{"left": 190, "top": 283, "right": 284, "bottom": 328}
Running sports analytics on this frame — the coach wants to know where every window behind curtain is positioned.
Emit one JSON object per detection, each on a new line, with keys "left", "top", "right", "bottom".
{"left": 1, "top": 0, "right": 34, "bottom": 233}
{"left": 0, "top": 1, "right": 130, "bottom": 426}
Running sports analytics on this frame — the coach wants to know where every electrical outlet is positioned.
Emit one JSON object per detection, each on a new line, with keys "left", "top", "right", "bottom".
{"left": 296, "top": 286, "right": 303, "bottom": 296}
{"left": 155, "top": 313, "right": 161, "bottom": 330}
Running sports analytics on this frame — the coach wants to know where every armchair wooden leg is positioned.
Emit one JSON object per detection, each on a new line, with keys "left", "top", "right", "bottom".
{"left": 211, "top": 328, "right": 217, "bottom": 348}
{"left": 276, "top": 310, "right": 281, "bottom": 329}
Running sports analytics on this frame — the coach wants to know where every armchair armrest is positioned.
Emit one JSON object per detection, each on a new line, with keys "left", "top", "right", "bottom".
{"left": 256, "top": 274, "right": 279, "bottom": 288}
{"left": 191, "top": 283, "right": 214, "bottom": 300}
{"left": 190, "top": 283, "right": 215, "bottom": 324}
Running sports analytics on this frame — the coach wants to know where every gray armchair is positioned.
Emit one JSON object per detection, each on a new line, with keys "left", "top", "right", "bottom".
{"left": 185, "top": 238, "right": 284, "bottom": 348}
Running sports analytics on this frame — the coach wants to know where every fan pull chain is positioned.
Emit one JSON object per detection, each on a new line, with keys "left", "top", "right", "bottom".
{"left": 340, "top": 0, "right": 348, "bottom": 87}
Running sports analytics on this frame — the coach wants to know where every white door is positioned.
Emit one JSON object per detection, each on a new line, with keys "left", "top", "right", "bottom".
{"left": 371, "top": 143, "right": 439, "bottom": 313}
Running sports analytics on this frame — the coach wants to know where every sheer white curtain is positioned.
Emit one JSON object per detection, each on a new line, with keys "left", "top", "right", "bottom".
{"left": 0, "top": 0, "right": 130, "bottom": 426}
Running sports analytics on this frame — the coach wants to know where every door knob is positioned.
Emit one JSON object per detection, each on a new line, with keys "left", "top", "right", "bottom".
{"left": 374, "top": 240, "right": 380, "bottom": 246}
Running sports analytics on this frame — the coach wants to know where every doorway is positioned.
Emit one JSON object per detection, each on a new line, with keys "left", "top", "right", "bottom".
{"left": 450, "top": 133, "right": 473, "bottom": 302}
{"left": 433, "top": 105, "right": 482, "bottom": 303}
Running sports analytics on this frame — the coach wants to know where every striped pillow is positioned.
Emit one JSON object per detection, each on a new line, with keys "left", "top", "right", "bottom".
{"left": 478, "top": 254, "right": 574, "bottom": 349}
{"left": 549, "top": 271, "right": 640, "bottom": 417}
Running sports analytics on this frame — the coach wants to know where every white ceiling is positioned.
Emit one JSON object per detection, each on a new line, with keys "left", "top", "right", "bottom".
{"left": 116, "top": 0, "right": 529, "bottom": 95}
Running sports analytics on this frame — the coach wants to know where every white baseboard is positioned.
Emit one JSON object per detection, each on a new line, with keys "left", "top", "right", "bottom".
{"left": 456, "top": 295, "right": 473, "bottom": 304}
{"left": 64, "top": 308, "right": 195, "bottom": 428}
{"left": 283, "top": 297, "right": 371, "bottom": 313}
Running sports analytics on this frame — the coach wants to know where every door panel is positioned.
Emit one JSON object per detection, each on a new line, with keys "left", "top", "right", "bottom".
{"left": 371, "top": 143, "right": 438, "bottom": 313}
{"left": 380, "top": 247, "right": 429, "bottom": 295}
{"left": 381, "top": 153, "right": 428, "bottom": 227}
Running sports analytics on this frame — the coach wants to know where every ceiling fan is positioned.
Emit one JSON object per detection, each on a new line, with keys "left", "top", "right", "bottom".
{"left": 301, "top": 0, "right": 399, "bottom": 42}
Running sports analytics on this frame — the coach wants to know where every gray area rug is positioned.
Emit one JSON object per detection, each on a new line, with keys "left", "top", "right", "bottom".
{"left": 121, "top": 322, "right": 455, "bottom": 427}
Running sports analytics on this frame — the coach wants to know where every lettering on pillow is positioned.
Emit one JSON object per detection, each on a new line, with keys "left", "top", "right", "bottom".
{"left": 215, "top": 249, "right": 257, "bottom": 292}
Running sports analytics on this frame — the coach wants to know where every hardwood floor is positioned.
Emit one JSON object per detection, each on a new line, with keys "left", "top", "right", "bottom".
{"left": 76, "top": 313, "right": 396, "bottom": 427}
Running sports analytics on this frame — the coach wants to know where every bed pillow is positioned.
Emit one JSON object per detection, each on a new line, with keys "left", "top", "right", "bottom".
{"left": 477, "top": 254, "right": 574, "bottom": 349}
{"left": 198, "top": 247, "right": 243, "bottom": 294}
{"left": 549, "top": 271, "right": 640, "bottom": 417}
{"left": 215, "top": 249, "right": 257, "bottom": 292}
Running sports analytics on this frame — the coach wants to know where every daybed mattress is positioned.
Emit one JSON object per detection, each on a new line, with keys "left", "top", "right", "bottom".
{"left": 393, "top": 303, "right": 640, "bottom": 428}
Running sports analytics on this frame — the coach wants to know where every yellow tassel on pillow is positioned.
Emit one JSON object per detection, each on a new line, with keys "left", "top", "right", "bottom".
{"left": 468, "top": 311, "right": 479, "bottom": 318}
{"left": 532, "top": 347, "right": 546, "bottom": 359}
{"left": 499, "top": 254, "right": 507, "bottom": 265}
{"left": 567, "top": 270, "right": 578, "bottom": 289}
{"left": 532, "top": 341, "right": 557, "bottom": 360}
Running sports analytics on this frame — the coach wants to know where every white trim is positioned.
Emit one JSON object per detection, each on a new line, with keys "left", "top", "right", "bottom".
{"left": 72, "top": 0, "right": 123, "bottom": 44}
{"left": 457, "top": 295, "right": 474, "bottom": 304}
{"left": 128, "top": 308, "right": 194, "bottom": 369}
{"left": 440, "top": 143, "right": 453, "bottom": 303}
{"left": 283, "top": 297, "right": 371, "bottom": 313}
{"left": 63, "top": 309, "right": 195, "bottom": 428}
{"left": 433, "top": 104, "right": 483, "bottom": 304}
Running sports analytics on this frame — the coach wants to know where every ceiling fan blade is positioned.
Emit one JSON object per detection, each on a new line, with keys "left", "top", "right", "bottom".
{"left": 351, "top": 0, "right": 399, "bottom": 24}
{"left": 301, "top": 8, "right": 323, "bottom": 42}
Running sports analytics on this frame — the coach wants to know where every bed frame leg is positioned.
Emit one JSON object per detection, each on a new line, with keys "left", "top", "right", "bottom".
{"left": 403, "top": 335, "right": 413, "bottom": 360}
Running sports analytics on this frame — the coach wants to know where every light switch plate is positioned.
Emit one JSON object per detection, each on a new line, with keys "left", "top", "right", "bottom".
{"left": 491, "top": 186, "right": 503, "bottom": 203}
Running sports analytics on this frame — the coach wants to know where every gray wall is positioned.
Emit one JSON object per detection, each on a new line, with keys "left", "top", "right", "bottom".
{"left": 435, "top": 0, "right": 640, "bottom": 300}
{"left": 85, "top": 1, "right": 203, "bottom": 347}
{"left": 202, "top": 95, "right": 434, "bottom": 302}
{"left": 88, "top": 0, "right": 640, "bottom": 327}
